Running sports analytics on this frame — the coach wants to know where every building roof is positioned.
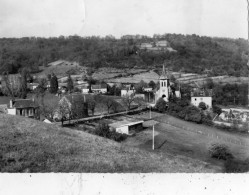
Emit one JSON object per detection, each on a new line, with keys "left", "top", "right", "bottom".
{"left": 109, "top": 120, "right": 144, "bottom": 129}
{"left": 91, "top": 84, "right": 107, "bottom": 90}
{"left": 8, "top": 99, "right": 39, "bottom": 109}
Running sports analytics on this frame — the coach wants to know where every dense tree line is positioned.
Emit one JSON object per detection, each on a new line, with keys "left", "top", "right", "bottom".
{"left": 0, "top": 34, "right": 248, "bottom": 76}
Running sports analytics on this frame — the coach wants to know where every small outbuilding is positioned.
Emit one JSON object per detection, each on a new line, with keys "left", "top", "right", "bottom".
{"left": 109, "top": 120, "right": 144, "bottom": 135}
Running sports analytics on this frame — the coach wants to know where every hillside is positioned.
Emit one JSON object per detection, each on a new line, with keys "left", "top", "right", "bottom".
{"left": 0, "top": 114, "right": 219, "bottom": 172}
{"left": 0, "top": 34, "right": 249, "bottom": 77}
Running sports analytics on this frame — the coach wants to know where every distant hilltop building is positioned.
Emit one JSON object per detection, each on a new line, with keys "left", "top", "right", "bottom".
{"left": 139, "top": 40, "right": 176, "bottom": 52}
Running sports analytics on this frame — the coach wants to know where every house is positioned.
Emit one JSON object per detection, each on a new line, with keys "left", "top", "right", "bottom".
{"left": 155, "top": 40, "right": 169, "bottom": 47}
{"left": 91, "top": 84, "right": 107, "bottom": 94}
{"left": 7, "top": 99, "right": 39, "bottom": 118}
{"left": 82, "top": 86, "right": 90, "bottom": 94}
{"left": 28, "top": 83, "right": 39, "bottom": 91}
{"left": 121, "top": 88, "right": 135, "bottom": 97}
{"left": 191, "top": 96, "right": 212, "bottom": 109}
{"left": 109, "top": 120, "right": 144, "bottom": 135}
{"left": 143, "top": 87, "right": 153, "bottom": 92}
{"left": 140, "top": 43, "right": 153, "bottom": 49}
{"left": 191, "top": 89, "right": 212, "bottom": 109}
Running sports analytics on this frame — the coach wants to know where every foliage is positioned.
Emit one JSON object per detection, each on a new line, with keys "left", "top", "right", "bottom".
{"left": 212, "top": 105, "right": 222, "bottom": 115}
{"left": 86, "top": 96, "right": 96, "bottom": 116}
{"left": 95, "top": 122, "right": 127, "bottom": 142}
{"left": 155, "top": 98, "right": 167, "bottom": 113}
{"left": 224, "top": 158, "right": 249, "bottom": 173}
{"left": 208, "top": 144, "right": 234, "bottom": 160}
{"left": 0, "top": 34, "right": 248, "bottom": 76}
{"left": 49, "top": 73, "right": 58, "bottom": 94}
{"left": 198, "top": 102, "right": 207, "bottom": 110}
{"left": 66, "top": 74, "right": 74, "bottom": 93}
{"left": 211, "top": 83, "right": 247, "bottom": 106}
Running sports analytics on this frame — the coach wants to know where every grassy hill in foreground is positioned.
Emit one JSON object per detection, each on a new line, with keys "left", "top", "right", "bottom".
{"left": 0, "top": 114, "right": 219, "bottom": 172}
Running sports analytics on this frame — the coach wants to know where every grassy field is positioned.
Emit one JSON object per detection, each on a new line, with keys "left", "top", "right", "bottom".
{"left": 124, "top": 112, "right": 249, "bottom": 172}
{"left": 0, "top": 113, "right": 219, "bottom": 172}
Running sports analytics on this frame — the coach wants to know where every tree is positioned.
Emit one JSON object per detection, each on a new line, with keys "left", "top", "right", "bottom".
{"left": 198, "top": 102, "right": 207, "bottom": 110}
{"left": 49, "top": 73, "right": 58, "bottom": 94}
{"left": 67, "top": 74, "right": 74, "bottom": 93}
{"left": 135, "top": 80, "right": 148, "bottom": 93}
{"left": 87, "top": 96, "right": 96, "bottom": 116}
{"left": 184, "top": 105, "right": 202, "bottom": 123}
{"left": 19, "top": 68, "right": 29, "bottom": 99}
{"left": 40, "top": 94, "right": 59, "bottom": 121}
{"left": 148, "top": 80, "right": 156, "bottom": 89}
{"left": 206, "top": 78, "right": 214, "bottom": 89}
{"left": 155, "top": 98, "right": 167, "bottom": 112}
{"left": 121, "top": 93, "right": 137, "bottom": 111}
{"left": 213, "top": 105, "right": 222, "bottom": 115}
{"left": 102, "top": 96, "right": 115, "bottom": 114}
{"left": 58, "top": 97, "right": 71, "bottom": 126}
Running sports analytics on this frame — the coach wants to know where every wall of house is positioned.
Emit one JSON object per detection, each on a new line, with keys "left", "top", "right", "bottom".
{"left": 7, "top": 108, "right": 16, "bottom": 115}
{"left": 191, "top": 96, "right": 212, "bottom": 108}
{"left": 116, "top": 126, "right": 129, "bottom": 134}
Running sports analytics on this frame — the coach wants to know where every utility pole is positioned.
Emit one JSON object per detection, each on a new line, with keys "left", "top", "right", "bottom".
{"left": 247, "top": 0, "right": 249, "bottom": 106}
{"left": 152, "top": 125, "right": 155, "bottom": 150}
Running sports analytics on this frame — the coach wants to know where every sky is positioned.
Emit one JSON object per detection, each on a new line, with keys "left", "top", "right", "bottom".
{"left": 0, "top": 0, "right": 248, "bottom": 39}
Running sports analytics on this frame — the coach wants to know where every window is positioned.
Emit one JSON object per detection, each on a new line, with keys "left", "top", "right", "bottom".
{"left": 195, "top": 98, "right": 197, "bottom": 101}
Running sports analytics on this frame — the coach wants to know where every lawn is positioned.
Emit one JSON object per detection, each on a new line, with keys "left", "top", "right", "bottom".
{"left": 123, "top": 112, "right": 249, "bottom": 172}
{"left": 0, "top": 113, "right": 217, "bottom": 172}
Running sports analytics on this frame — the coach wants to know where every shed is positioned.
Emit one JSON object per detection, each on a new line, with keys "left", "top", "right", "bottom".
{"left": 109, "top": 120, "right": 144, "bottom": 135}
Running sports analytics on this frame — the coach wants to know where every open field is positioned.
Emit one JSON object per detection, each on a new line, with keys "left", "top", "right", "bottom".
{"left": 105, "top": 70, "right": 159, "bottom": 83}
{"left": 123, "top": 112, "right": 249, "bottom": 172}
{"left": 0, "top": 114, "right": 218, "bottom": 172}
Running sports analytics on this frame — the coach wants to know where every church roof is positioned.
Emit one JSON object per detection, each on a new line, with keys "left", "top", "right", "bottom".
{"left": 159, "top": 65, "right": 168, "bottom": 80}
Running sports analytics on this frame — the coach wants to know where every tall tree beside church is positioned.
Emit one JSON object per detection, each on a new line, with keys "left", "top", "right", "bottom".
{"left": 49, "top": 73, "right": 58, "bottom": 94}
{"left": 67, "top": 74, "right": 74, "bottom": 93}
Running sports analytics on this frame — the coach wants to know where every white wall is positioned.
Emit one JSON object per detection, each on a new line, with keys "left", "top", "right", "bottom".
{"left": 116, "top": 126, "right": 129, "bottom": 134}
{"left": 7, "top": 108, "right": 16, "bottom": 115}
{"left": 121, "top": 90, "right": 134, "bottom": 97}
{"left": 82, "top": 88, "right": 89, "bottom": 94}
{"left": 191, "top": 96, "right": 212, "bottom": 108}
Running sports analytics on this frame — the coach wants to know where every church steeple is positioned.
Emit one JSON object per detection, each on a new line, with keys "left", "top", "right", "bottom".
{"left": 159, "top": 64, "right": 167, "bottom": 80}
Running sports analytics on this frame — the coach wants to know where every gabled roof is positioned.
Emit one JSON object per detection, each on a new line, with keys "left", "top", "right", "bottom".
{"left": 8, "top": 99, "right": 39, "bottom": 108}
{"left": 91, "top": 84, "right": 107, "bottom": 90}
{"left": 109, "top": 120, "right": 144, "bottom": 129}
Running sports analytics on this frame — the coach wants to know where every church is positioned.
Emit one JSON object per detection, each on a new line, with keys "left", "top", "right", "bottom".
{"left": 154, "top": 65, "right": 181, "bottom": 103}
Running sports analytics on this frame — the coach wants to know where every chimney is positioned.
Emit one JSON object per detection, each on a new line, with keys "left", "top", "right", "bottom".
{"left": 10, "top": 99, "right": 13, "bottom": 108}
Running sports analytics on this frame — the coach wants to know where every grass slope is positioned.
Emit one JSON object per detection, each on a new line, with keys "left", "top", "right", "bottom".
{"left": 0, "top": 114, "right": 218, "bottom": 173}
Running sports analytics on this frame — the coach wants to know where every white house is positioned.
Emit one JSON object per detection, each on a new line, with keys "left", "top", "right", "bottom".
{"left": 109, "top": 120, "right": 144, "bottom": 135}
{"left": 91, "top": 84, "right": 107, "bottom": 94}
{"left": 191, "top": 96, "right": 212, "bottom": 109}
{"left": 82, "top": 86, "right": 90, "bottom": 94}
{"left": 121, "top": 88, "right": 135, "bottom": 97}
{"left": 7, "top": 99, "right": 39, "bottom": 118}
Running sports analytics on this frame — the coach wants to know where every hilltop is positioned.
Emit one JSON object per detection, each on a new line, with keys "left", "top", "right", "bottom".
{"left": 0, "top": 114, "right": 219, "bottom": 172}
{"left": 0, "top": 34, "right": 248, "bottom": 77}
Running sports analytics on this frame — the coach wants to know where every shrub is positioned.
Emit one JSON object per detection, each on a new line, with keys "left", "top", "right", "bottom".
{"left": 95, "top": 122, "right": 127, "bottom": 142}
{"left": 224, "top": 158, "right": 249, "bottom": 173}
{"left": 155, "top": 98, "right": 167, "bottom": 113}
{"left": 198, "top": 102, "right": 207, "bottom": 110}
{"left": 208, "top": 144, "right": 234, "bottom": 160}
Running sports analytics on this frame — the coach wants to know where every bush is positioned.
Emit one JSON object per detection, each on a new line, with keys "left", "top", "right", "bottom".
{"left": 198, "top": 102, "right": 207, "bottom": 110}
{"left": 155, "top": 98, "right": 168, "bottom": 113}
{"left": 224, "top": 158, "right": 249, "bottom": 173}
{"left": 95, "top": 122, "right": 127, "bottom": 142}
{"left": 208, "top": 144, "right": 234, "bottom": 160}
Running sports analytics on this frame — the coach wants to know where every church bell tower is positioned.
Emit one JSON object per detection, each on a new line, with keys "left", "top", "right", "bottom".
{"left": 159, "top": 65, "right": 170, "bottom": 101}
